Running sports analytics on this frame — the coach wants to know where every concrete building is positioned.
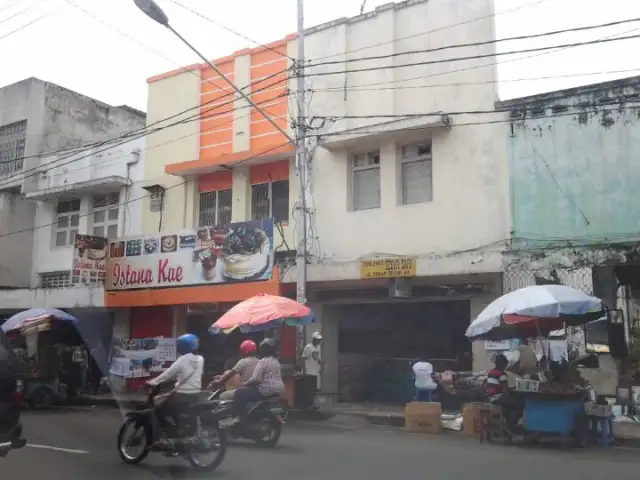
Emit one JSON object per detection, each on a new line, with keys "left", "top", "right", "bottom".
{"left": 0, "top": 77, "right": 146, "bottom": 323}
{"left": 497, "top": 76, "right": 640, "bottom": 394}
{"left": 105, "top": 0, "right": 511, "bottom": 399}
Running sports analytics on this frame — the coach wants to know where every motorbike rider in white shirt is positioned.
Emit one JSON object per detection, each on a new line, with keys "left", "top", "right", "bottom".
{"left": 146, "top": 333, "right": 204, "bottom": 440}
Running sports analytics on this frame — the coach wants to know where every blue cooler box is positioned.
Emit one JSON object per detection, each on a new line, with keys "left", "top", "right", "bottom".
{"left": 524, "top": 397, "right": 583, "bottom": 434}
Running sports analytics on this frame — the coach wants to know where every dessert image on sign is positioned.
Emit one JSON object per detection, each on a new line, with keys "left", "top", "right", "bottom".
{"left": 126, "top": 239, "right": 142, "bottom": 256}
{"left": 144, "top": 237, "right": 158, "bottom": 255}
{"left": 110, "top": 241, "right": 125, "bottom": 258}
{"left": 76, "top": 235, "right": 108, "bottom": 260}
{"left": 161, "top": 235, "right": 177, "bottom": 253}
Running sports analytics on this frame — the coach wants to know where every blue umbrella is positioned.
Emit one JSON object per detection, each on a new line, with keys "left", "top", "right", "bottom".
{"left": 2, "top": 308, "right": 79, "bottom": 332}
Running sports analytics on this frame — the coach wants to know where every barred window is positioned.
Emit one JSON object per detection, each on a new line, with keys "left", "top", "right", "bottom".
{"left": 39, "top": 271, "right": 72, "bottom": 288}
{"left": 198, "top": 189, "right": 232, "bottom": 227}
{"left": 251, "top": 180, "right": 289, "bottom": 223}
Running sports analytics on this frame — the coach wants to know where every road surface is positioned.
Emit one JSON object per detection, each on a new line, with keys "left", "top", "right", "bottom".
{"left": 2, "top": 406, "right": 640, "bottom": 479}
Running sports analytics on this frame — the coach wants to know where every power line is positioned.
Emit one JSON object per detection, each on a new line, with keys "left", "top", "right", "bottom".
{"left": 0, "top": 141, "right": 292, "bottom": 241}
{"left": 0, "top": 0, "right": 68, "bottom": 42}
{"left": 0, "top": 86, "right": 290, "bottom": 190}
{"left": 308, "top": 17, "right": 640, "bottom": 69}
{"left": 168, "top": 0, "right": 294, "bottom": 61}
{"left": 0, "top": 0, "right": 46, "bottom": 27}
{"left": 311, "top": 100, "right": 640, "bottom": 141}
{"left": 67, "top": 1, "right": 230, "bottom": 95}
{"left": 308, "top": 0, "right": 553, "bottom": 62}
{"left": 309, "top": 68, "right": 640, "bottom": 93}
{"left": 301, "top": 33, "right": 640, "bottom": 78}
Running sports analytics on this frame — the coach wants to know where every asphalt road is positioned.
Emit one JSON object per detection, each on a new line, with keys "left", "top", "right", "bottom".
{"left": 3, "top": 406, "right": 640, "bottom": 479}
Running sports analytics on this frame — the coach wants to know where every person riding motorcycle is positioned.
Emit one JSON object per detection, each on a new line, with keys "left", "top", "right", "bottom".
{"left": 209, "top": 340, "right": 259, "bottom": 401}
{"left": 146, "top": 333, "right": 204, "bottom": 441}
{"left": 227, "top": 338, "right": 284, "bottom": 425}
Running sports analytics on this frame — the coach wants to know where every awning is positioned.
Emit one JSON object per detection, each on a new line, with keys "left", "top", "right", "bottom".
{"left": 26, "top": 176, "right": 131, "bottom": 201}
{"left": 165, "top": 144, "right": 295, "bottom": 177}
{"left": 319, "top": 115, "right": 451, "bottom": 151}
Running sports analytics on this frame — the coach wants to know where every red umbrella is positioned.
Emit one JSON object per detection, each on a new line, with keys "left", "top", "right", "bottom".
{"left": 209, "top": 294, "right": 314, "bottom": 334}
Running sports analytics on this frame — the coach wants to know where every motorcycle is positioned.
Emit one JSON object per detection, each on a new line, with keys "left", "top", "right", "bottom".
{"left": 209, "top": 387, "right": 286, "bottom": 447}
{"left": 117, "top": 385, "right": 227, "bottom": 471}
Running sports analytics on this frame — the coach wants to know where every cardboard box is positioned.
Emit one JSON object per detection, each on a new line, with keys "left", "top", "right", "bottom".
{"left": 405, "top": 402, "right": 442, "bottom": 434}
{"left": 462, "top": 403, "right": 481, "bottom": 437}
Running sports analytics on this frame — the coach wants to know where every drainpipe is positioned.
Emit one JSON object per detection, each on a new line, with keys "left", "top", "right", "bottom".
{"left": 124, "top": 149, "right": 141, "bottom": 235}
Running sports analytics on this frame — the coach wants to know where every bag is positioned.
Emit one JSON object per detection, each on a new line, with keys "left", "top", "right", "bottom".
{"left": 152, "top": 362, "right": 199, "bottom": 407}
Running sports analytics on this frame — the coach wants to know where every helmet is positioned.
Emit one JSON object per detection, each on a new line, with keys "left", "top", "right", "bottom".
{"left": 258, "top": 337, "right": 278, "bottom": 357}
{"left": 239, "top": 340, "right": 257, "bottom": 357}
{"left": 177, "top": 333, "right": 199, "bottom": 355}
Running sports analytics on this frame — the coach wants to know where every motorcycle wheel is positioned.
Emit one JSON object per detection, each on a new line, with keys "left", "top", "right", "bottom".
{"left": 254, "top": 413, "right": 282, "bottom": 448}
{"left": 187, "top": 422, "right": 227, "bottom": 472}
{"left": 117, "top": 418, "right": 151, "bottom": 465}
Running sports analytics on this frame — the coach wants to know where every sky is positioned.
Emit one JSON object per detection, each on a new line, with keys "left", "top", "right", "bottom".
{"left": 0, "top": 0, "right": 639, "bottom": 111}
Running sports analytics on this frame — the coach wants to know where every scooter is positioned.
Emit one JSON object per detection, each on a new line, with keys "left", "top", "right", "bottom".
{"left": 209, "top": 387, "right": 286, "bottom": 447}
{"left": 117, "top": 385, "right": 227, "bottom": 471}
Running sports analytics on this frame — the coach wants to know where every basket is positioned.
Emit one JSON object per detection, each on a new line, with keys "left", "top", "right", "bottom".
{"left": 515, "top": 378, "right": 540, "bottom": 393}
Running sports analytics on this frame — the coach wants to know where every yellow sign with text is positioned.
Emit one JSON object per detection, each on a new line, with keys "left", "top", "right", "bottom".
{"left": 360, "top": 257, "right": 417, "bottom": 279}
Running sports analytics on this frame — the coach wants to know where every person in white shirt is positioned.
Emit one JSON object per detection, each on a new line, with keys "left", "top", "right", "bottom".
{"left": 147, "top": 333, "right": 204, "bottom": 438}
{"left": 412, "top": 356, "right": 437, "bottom": 402}
{"left": 301, "top": 332, "right": 323, "bottom": 389}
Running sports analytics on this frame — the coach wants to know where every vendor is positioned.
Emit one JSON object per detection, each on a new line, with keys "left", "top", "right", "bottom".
{"left": 485, "top": 354, "right": 523, "bottom": 432}
{"left": 508, "top": 339, "right": 539, "bottom": 378}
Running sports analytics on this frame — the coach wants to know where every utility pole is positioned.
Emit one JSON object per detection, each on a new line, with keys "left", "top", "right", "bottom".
{"left": 294, "top": 0, "right": 309, "bottom": 354}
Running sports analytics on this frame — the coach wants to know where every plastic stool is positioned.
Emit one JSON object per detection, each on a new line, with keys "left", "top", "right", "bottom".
{"left": 588, "top": 416, "right": 614, "bottom": 446}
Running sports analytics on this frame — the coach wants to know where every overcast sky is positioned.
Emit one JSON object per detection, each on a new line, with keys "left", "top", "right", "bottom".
{"left": 0, "top": 0, "right": 639, "bottom": 111}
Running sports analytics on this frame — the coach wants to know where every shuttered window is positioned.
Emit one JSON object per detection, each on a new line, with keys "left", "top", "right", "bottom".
{"left": 352, "top": 150, "right": 380, "bottom": 210}
{"left": 400, "top": 142, "right": 432, "bottom": 204}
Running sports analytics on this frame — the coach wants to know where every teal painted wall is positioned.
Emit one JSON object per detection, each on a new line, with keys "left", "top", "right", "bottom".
{"left": 509, "top": 105, "right": 640, "bottom": 248}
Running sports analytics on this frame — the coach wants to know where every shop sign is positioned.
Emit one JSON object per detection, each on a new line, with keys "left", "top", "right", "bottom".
{"left": 484, "top": 340, "right": 512, "bottom": 351}
{"left": 359, "top": 256, "right": 417, "bottom": 279}
{"left": 105, "top": 219, "right": 274, "bottom": 291}
{"left": 71, "top": 234, "right": 108, "bottom": 284}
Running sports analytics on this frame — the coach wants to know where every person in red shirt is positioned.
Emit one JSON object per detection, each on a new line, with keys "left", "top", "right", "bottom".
{"left": 484, "top": 354, "right": 523, "bottom": 432}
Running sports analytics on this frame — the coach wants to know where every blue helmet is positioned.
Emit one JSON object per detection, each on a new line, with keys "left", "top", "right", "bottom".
{"left": 177, "top": 333, "right": 199, "bottom": 355}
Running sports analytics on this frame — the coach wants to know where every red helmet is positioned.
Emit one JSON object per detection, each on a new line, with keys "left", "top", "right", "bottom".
{"left": 239, "top": 340, "right": 257, "bottom": 357}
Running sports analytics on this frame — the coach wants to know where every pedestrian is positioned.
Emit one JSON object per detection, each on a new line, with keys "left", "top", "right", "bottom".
{"left": 301, "top": 332, "right": 322, "bottom": 386}
{"left": 412, "top": 355, "right": 437, "bottom": 402}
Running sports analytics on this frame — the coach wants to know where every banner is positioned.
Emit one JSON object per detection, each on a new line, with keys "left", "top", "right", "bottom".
{"left": 359, "top": 256, "right": 417, "bottom": 279}
{"left": 72, "top": 234, "right": 108, "bottom": 284}
{"left": 105, "top": 219, "right": 274, "bottom": 291}
{"left": 108, "top": 337, "right": 177, "bottom": 378}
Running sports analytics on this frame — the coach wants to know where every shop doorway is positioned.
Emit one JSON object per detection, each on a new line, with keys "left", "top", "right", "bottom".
{"left": 336, "top": 300, "right": 471, "bottom": 404}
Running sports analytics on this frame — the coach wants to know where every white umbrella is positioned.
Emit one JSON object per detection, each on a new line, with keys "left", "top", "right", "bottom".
{"left": 466, "top": 284, "right": 603, "bottom": 341}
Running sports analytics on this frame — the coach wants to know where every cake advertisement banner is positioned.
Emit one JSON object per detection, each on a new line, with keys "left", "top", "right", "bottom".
{"left": 72, "top": 234, "right": 108, "bottom": 284}
{"left": 105, "top": 218, "right": 274, "bottom": 291}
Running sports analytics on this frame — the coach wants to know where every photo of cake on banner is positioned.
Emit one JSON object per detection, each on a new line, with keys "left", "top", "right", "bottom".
{"left": 192, "top": 219, "right": 273, "bottom": 283}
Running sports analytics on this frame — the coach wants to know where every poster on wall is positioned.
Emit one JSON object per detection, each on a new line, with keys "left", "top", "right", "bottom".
{"left": 105, "top": 219, "right": 274, "bottom": 291}
{"left": 108, "top": 337, "right": 177, "bottom": 378}
{"left": 71, "top": 234, "right": 108, "bottom": 284}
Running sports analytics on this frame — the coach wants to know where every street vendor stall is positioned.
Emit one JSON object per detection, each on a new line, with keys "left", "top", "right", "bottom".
{"left": 2, "top": 308, "right": 85, "bottom": 408}
{"left": 466, "top": 284, "right": 605, "bottom": 449}
{"left": 209, "top": 293, "right": 315, "bottom": 409}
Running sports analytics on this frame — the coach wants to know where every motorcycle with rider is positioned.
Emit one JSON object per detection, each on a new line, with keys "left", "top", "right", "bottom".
{"left": 209, "top": 338, "right": 287, "bottom": 447}
{"left": 117, "top": 333, "right": 227, "bottom": 471}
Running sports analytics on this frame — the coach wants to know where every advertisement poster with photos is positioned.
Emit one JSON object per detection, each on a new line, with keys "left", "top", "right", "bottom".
{"left": 71, "top": 234, "right": 108, "bottom": 284}
{"left": 108, "top": 337, "right": 177, "bottom": 379}
{"left": 106, "top": 218, "right": 274, "bottom": 290}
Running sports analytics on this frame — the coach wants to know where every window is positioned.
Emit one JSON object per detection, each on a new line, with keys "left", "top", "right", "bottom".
{"left": 251, "top": 180, "right": 289, "bottom": 223}
{"left": 352, "top": 150, "right": 380, "bottom": 210}
{"left": 39, "top": 271, "right": 71, "bottom": 289}
{"left": 93, "top": 193, "right": 119, "bottom": 239}
{"left": 55, "top": 199, "right": 80, "bottom": 247}
{"left": 400, "top": 142, "right": 432, "bottom": 204}
{"left": 150, "top": 189, "right": 164, "bottom": 212}
{"left": 199, "top": 189, "right": 232, "bottom": 227}
{"left": 0, "top": 120, "right": 26, "bottom": 176}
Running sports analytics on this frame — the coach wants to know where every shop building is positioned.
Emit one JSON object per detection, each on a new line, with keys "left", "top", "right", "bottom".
{"left": 107, "top": 0, "right": 510, "bottom": 398}
{"left": 0, "top": 78, "right": 146, "bottom": 355}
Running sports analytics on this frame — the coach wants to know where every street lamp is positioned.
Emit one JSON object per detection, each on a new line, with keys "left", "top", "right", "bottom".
{"left": 133, "top": 0, "right": 294, "bottom": 144}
